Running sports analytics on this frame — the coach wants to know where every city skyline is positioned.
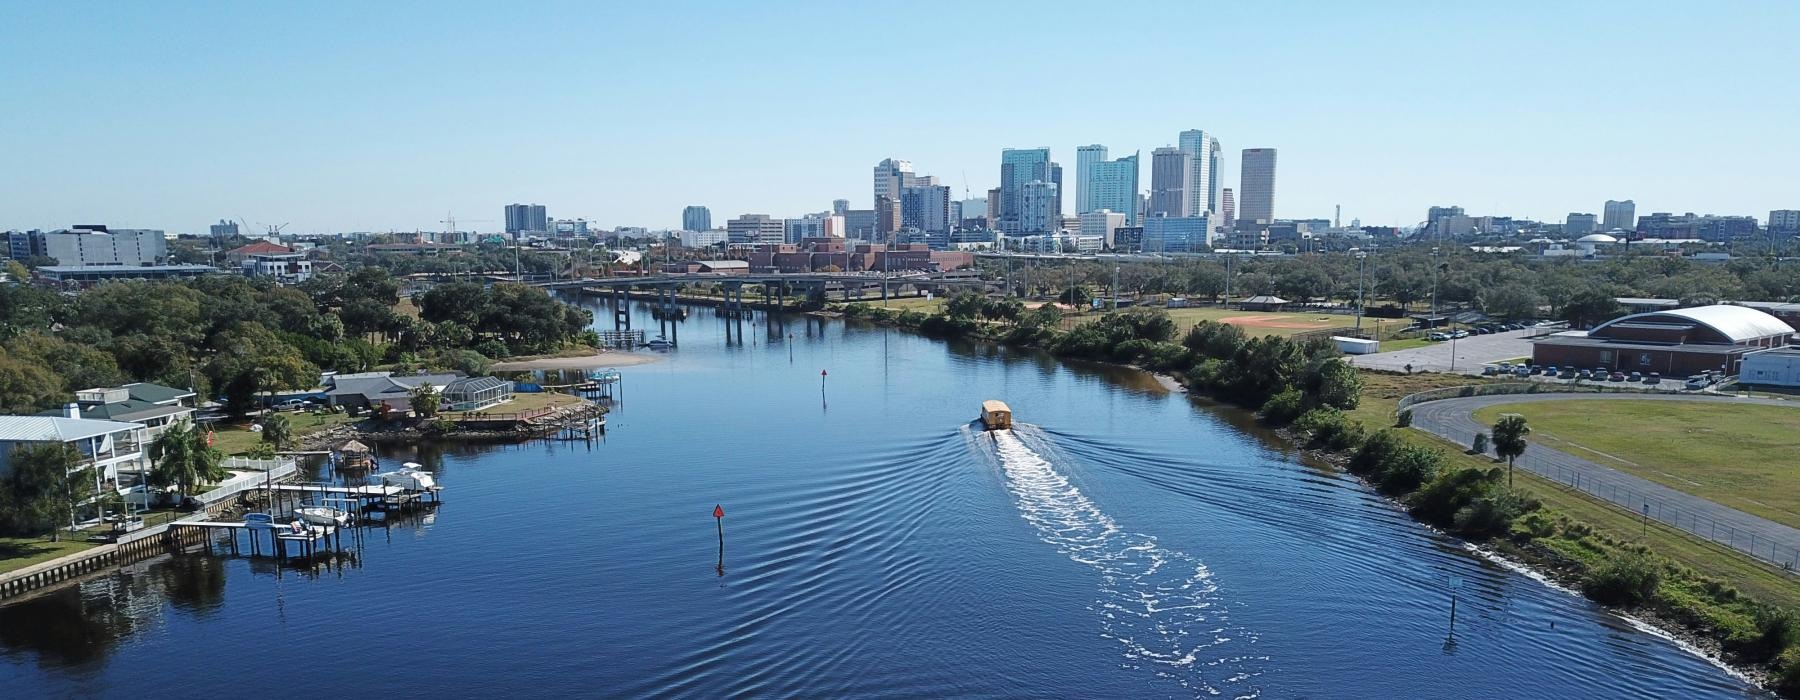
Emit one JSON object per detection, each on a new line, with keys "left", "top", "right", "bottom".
{"left": 2, "top": 2, "right": 1797, "bottom": 233}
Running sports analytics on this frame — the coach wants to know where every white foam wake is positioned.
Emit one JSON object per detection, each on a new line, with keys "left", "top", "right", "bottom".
{"left": 988, "top": 428, "right": 1265, "bottom": 698}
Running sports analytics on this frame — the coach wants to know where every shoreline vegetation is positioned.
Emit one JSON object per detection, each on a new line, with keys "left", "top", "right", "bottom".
{"left": 490, "top": 350, "right": 659, "bottom": 371}
{"left": 839, "top": 293, "right": 1800, "bottom": 696}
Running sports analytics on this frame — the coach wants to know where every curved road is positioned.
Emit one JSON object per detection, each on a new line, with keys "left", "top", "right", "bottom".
{"left": 1410, "top": 392, "right": 1800, "bottom": 569}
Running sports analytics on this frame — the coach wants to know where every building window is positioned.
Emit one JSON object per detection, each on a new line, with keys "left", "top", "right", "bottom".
{"left": 1598, "top": 350, "right": 1614, "bottom": 365}
{"left": 1637, "top": 352, "right": 1653, "bottom": 366}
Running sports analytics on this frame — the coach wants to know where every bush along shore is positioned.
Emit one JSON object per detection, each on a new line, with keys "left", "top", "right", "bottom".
{"left": 840, "top": 294, "right": 1800, "bottom": 696}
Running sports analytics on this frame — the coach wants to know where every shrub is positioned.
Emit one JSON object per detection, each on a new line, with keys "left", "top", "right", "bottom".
{"left": 1375, "top": 443, "right": 1443, "bottom": 495}
{"left": 1395, "top": 409, "right": 1413, "bottom": 427}
{"left": 1471, "top": 432, "right": 1489, "bottom": 454}
{"left": 1294, "top": 407, "right": 1364, "bottom": 451}
{"left": 1410, "top": 468, "right": 1502, "bottom": 528}
{"left": 1259, "top": 388, "right": 1307, "bottom": 426}
{"left": 1452, "top": 487, "right": 1537, "bottom": 540}
{"left": 1349, "top": 430, "right": 1403, "bottom": 475}
{"left": 1143, "top": 343, "right": 1195, "bottom": 373}
{"left": 1112, "top": 338, "right": 1160, "bottom": 363}
{"left": 1583, "top": 552, "right": 1662, "bottom": 607}
{"left": 1776, "top": 647, "right": 1800, "bottom": 697}
{"left": 1518, "top": 511, "right": 1556, "bottom": 539}
{"left": 1728, "top": 607, "right": 1798, "bottom": 664}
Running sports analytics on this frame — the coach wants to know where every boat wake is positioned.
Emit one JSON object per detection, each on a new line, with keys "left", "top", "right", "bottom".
{"left": 976, "top": 426, "right": 1265, "bottom": 698}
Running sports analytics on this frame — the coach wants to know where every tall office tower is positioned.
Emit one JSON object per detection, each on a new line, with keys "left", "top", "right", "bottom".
{"left": 1148, "top": 147, "right": 1191, "bottom": 217}
{"left": 999, "top": 148, "right": 1051, "bottom": 232}
{"left": 1086, "top": 152, "right": 1141, "bottom": 225}
{"left": 209, "top": 219, "right": 239, "bottom": 238}
{"left": 1566, "top": 213, "right": 1598, "bottom": 236}
{"left": 873, "top": 159, "right": 915, "bottom": 209}
{"left": 1075, "top": 145, "right": 1107, "bottom": 213}
{"left": 1019, "top": 181, "right": 1060, "bottom": 233}
{"left": 901, "top": 184, "right": 954, "bottom": 237}
{"left": 682, "top": 205, "right": 712, "bottom": 232}
{"left": 1603, "top": 200, "right": 1636, "bottom": 231}
{"left": 1238, "top": 149, "right": 1276, "bottom": 223}
{"left": 726, "top": 214, "right": 785, "bottom": 245}
{"left": 832, "top": 199, "right": 849, "bottom": 216}
{"left": 1221, "top": 188, "right": 1236, "bottom": 229}
{"left": 1179, "top": 129, "right": 1222, "bottom": 215}
{"left": 505, "top": 203, "right": 548, "bottom": 234}
{"left": 1049, "top": 162, "right": 1064, "bottom": 220}
{"left": 875, "top": 195, "right": 903, "bottom": 240}
{"left": 986, "top": 188, "right": 1001, "bottom": 227}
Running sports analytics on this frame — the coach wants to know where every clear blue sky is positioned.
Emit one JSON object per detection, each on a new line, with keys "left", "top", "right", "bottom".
{"left": 2, "top": 1, "right": 1796, "bottom": 234}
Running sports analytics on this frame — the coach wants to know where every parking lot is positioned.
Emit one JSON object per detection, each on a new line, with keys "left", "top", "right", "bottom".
{"left": 1348, "top": 327, "right": 1543, "bottom": 375}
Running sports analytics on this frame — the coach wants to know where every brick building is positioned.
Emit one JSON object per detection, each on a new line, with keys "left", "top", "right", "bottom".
{"left": 1531, "top": 304, "right": 1794, "bottom": 376}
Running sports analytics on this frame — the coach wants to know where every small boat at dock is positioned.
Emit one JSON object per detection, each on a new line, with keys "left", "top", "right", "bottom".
{"left": 981, "top": 400, "right": 1013, "bottom": 430}
{"left": 294, "top": 506, "right": 351, "bottom": 527}
{"left": 377, "top": 464, "right": 438, "bottom": 491}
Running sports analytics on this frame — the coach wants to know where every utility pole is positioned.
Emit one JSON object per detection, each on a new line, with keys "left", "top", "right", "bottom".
{"left": 1354, "top": 248, "right": 1368, "bottom": 332}
{"left": 1112, "top": 266, "right": 1120, "bottom": 311}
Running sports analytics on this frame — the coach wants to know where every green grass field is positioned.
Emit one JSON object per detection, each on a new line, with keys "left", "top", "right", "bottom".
{"left": 210, "top": 411, "right": 360, "bottom": 456}
{"left": 1350, "top": 372, "right": 1800, "bottom": 608}
{"left": 0, "top": 537, "right": 97, "bottom": 575}
{"left": 1473, "top": 400, "right": 1800, "bottom": 530}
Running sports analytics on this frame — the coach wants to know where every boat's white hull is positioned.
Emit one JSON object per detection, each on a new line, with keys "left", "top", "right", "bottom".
{"left": 294, "top": 507, "right": 349, "bottom": 526}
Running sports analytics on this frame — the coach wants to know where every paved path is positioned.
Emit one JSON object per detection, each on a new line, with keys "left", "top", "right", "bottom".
{"left": 1409, "top": 392, "right": 1800, "bottom": 570}
{"left": 1348, "top": 328, "right": 1541, "bottom": 375}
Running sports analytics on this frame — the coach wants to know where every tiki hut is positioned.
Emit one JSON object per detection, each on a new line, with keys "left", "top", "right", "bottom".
{"left": 337, "top": 439, "right": 374, "bottom": 470}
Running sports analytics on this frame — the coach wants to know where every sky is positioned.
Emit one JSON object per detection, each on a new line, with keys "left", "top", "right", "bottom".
{"left": 2, "top": 1, "right": 1797, "bottom": 235}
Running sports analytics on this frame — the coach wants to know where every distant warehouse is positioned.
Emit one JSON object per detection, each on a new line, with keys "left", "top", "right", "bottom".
{"left": 1530, "top": 304, "right": 1794, "bottom": 377}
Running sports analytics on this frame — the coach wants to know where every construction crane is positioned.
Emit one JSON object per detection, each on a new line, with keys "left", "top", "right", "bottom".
{"left": 440, "top": 213, "right": 494, "bottom": 243}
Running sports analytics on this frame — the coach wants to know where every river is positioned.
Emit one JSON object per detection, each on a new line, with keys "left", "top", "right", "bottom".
{"left": 0, "top": 298, "right": 1770, "bottom": 698}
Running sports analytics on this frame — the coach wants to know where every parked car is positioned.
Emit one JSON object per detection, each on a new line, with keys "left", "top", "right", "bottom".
{"left": 1558, "top": 368, "right": 1576, "bottom": 379}
{"left": 274, "top": 398, "right": 307, "bottom": 411}
{"left": 1545, "top": 365, "right": 1559, "bottom": 375}
{"left": 1498, "top": 362, "right": 1515, "bottom": 371}
{"left": 1646, "top": 372, "right": 1662, "bottom": 385}
{"left": 1450, "top": 330, "right": 1470, "bottom": 339}
{"left": 1513, "top": 367, "right": 1532, "bottom": 377}
{"left": 1482, "top": 366, "right": 1499, "bottom": 376}
{"left": 1609, "top": 372, "right": 1626, "bottom": 382}
{"left": 1575, "top": 369, "right": 1592, "bottom": 380}
{"left": 1427, "top": 332, "right": 1449, "bottom": 341}
{"left": 1628, "top": 371, "right": 1643, "bottom": 382}
{"left": 1685, "top": 377, "right": 1710, "bottom": 390}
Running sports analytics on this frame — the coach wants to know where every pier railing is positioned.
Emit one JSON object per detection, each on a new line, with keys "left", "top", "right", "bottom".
{"left": 195, "top": 459, "right": 299, "bottom": 505}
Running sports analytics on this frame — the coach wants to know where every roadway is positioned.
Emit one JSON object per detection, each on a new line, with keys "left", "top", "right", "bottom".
{"left": 1408, "top": 392, "right": 1800, "bottom": 569}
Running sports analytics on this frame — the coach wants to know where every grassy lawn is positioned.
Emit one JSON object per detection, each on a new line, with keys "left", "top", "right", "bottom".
{"left": 210, "top": 411, "right": 361, "bottom": 456}
{"left": 847, "top": 296, "right": 947, "bottom": 313}
{"left": 1472, "top": 400, "right": 1800, "bottom": 530}
{"left": 1350, "top": 370, "right": 1800, "bottom": 609}
{"left": 0, "top": 537, "right": 98, "bottom": 575}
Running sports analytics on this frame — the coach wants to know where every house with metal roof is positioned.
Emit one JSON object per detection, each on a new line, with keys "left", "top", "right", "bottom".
{"left": 1531, "top": 304, "right": 1795, "bottom": 376}
{"left": 326, "top": 372, "right": 461, "bottom": 413}
{"left": 40, "top": 383, "right": 198, "bottom": 440}
{"left": 0, "top": 408, "right": 153, "bottom": 523}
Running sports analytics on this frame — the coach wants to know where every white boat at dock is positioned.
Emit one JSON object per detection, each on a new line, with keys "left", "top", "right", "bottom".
{"left": 294, "top": 506, "right": 351, "bottom": 527}
{"left": 378, "top": 464, "right": 438, "bottom": 491}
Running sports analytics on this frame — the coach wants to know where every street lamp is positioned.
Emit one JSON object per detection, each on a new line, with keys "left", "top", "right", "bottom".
{"left": 1352, "top": 248, "right": 1368, "bottom": 333}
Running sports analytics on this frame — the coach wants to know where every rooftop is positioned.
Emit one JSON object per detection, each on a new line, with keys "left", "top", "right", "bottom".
{"left": 1591, "top": 304, "right": 1795, "bottom": 343}
{"left": 0, "top": 416, "right": 145, "bottom": 443}
{"left": 226, "top": 241, "right": 293, "bottom": 256}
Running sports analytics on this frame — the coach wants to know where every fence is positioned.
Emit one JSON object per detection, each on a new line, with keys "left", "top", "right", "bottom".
{"left": 194, "top": 458, "right": 299, "bottom": 505}
{"left": 1394, "top": 381, "right": 1692, "bottom": 417}
{"left": 1530, "top": 460, "right": 1800, "bottom": 574}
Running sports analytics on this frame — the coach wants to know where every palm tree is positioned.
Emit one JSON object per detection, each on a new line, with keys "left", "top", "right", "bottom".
{"left": 1491, "top": 414, "right": 1531, "bottom": 487}
{"left": 261, "top": 413, "right": 292, "bottom": 452}
{"left": 151, "top": 420, "right": 226, "bottom": 502}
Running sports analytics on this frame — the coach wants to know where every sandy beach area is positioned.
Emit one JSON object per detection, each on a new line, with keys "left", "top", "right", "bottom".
{"left": 490, "top": 351, "right": 662, "bottom": 371}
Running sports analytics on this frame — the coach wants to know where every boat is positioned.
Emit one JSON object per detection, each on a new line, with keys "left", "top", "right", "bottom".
{"left": 294, "top": 506, "right": 351, "bottom": 527}
{"left": 377, "top": 464, "right": 437, "bottom": 491}
{"left": 645, "top": 337, "right": 674, "bottom": 350}
{"left": 980, "top": 400, "right": 1013, "bottom": 430}
{"left": 244, "top": 513, "right": 276, "bottom": 529}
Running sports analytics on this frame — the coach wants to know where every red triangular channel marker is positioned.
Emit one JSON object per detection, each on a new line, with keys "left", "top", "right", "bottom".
{"left": 821, "top": 370, "right": 828, "bottom": 376}
{"left": 713, "top": 505, "right": 724, "bottom": 518}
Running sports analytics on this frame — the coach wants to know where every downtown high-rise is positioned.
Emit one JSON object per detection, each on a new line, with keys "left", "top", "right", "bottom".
{"left": 1148, "top": 147, "right": 1190, "bottom": 217}
{"left": 1080, "top": 149, "right": 1140, "bottom": 226}
{"left": 999, "top": 147, "right": 1053, "bottom": 233}
{"left": 682, "top": 205, "right": 712, "bottom": 232}
{"left": 1178, "top": 129, "right": 1222, "bottom": 216}
{"left": 1238, "top": 148, "right": 1277, "bottom": 223}
{"left": 505, "top": 203, "right": 548, "bottom": 234}
{"left": 1603, "top": 199, "right": 1636, "bottom": 231}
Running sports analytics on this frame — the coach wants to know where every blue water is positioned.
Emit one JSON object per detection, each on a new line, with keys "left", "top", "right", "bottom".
{"left": 0, "top": 299, "right": 1769, "bottom": 698}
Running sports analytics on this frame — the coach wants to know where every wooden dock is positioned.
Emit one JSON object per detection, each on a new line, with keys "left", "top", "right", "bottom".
{"left": 171, "top": 520, "right": 343, "bottom": 559}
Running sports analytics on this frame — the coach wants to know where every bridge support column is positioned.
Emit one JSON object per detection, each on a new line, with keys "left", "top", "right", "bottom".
{"left": 612, "top": 285, "right": 631, "bottom": 330}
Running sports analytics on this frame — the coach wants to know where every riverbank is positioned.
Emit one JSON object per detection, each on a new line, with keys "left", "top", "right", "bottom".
{"left": 838, "top": 299, "right": 1800, "bottom": 696}
{"left": 293, "top": 400, "right": 605, "bottom": 452}
{"left": 491, "top": 351, "right": 659, "bottom": 371}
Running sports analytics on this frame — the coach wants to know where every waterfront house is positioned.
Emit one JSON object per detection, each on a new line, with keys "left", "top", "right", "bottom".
{"left": 40, "top": 383, "right": 197, "bottom": 441}
{"left": 0, "top": 409, "right": 153, "bottom": 522}
{"left": 442, "top": 376, "right": 513, "bottom": 411}
{"left": 326, "top": 372, "right": 461, "bottom": 414}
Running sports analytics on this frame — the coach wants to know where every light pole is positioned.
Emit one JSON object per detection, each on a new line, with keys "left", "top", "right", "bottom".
{"left": 1353, "top": 248, "right": 1368, "bottom": 333}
